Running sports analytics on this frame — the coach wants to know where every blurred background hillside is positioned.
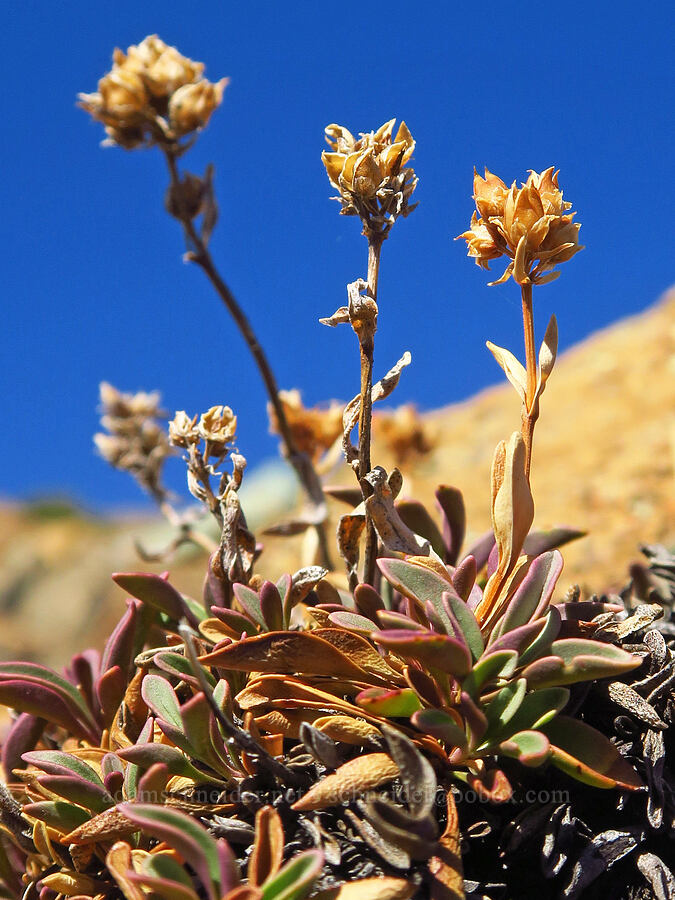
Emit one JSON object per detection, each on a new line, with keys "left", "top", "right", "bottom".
{"left": 2, "top": 290, "right": 672, "bottom": 665}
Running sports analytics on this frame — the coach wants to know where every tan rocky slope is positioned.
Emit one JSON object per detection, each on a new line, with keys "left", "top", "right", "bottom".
{"left": 1, "top": 292, "right": 673, "bottom": 665}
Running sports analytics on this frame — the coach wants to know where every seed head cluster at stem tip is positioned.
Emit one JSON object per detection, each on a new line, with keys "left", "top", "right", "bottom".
{"left": 78, "top": 34, "right": 228, "bottom": 149}
{"left": 457, "top": 167, "right": 584, "bottom": 286}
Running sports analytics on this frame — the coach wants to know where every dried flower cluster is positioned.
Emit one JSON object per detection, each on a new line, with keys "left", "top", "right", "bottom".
{"left": 374, "top": 404, "right": 437, "bottom": 463}
{"left": 458, "top": 167, "right": 583, "bottom": 285}
{"left": 268, "top": 390, "right": 343, "bottom": 463}
{"left": 78, "top": 35, "right": 227, "bottom": 148}
{"left": 322, "top": 119, "right": 418, "bottom": 238}
{"left": 93, "top": 381, "right": 171, "bottom": 500}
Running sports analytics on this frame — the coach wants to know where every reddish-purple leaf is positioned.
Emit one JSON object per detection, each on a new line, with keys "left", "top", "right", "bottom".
{"left": 523, "top": 527, "right": 586, "bottom": 557}
{"left": 259, "top": 581, "right": 283, "bottom": 631}
{"left": 101, "top": 599, "right": 139, "bottom": 677}
{"left": 119, "top": 803, "right": 223, "bottom": 900}
{"left": 499, "top": 551, "right": 563, "bottom": 633}
{"left": 37, "top": 774, "right": 113, "bottom": 813}
{"left": 2, "top": 713, "right": 44, "bottom": 776}
{"left": 435, "top": 486, "right": 466, "bottom": 565}
{"left": 0, "top": 679, "right": 94, "bottom": 741}
{"left": 112, "top": 572, "right": 200, "bottom": 628}
{"left": 452, "top": 555, "right": 477, "bottom": 602}
{"left": 375, "top": 630, "right": 472, "bottom": 678}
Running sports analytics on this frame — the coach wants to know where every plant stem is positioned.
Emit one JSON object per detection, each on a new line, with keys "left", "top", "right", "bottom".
{"left": 359, "top": 238, "right": 382, "bottom": 585}
{"left": 164, "top": 151, "right": 331, "bottom": 569}
{"left": 520, "top": 282, "right": 539, "bottom": 477}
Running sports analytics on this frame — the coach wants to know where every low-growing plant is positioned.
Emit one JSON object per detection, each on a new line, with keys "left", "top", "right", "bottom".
{"left": 0, "top": 33, "right": 672, "bottom": 900}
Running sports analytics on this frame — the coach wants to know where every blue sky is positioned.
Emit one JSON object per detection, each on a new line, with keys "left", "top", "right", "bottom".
{"left": 2, "top": 0, "right": 672, "bottom": 510}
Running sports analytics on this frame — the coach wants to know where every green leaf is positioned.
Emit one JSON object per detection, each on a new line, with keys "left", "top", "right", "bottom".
{"left": 22, "top": 750, "right": 104, "bottom": 787}
{"left": 260, "top": 849, "right": 323, "bottom": 900}
{"left": 481, "top": 678, "right": 527, "bottom": 742}
{"left": 329, "top": 611, "right": 379, "bottom": 635}
{"left": 117, "top": 743, "right": 205, "bottom": 781}
{"left": 498, "top": 730, "right": 551, "bottom": 766}
{"left": 542, "top": 716, "right": 642, "bottom": 789}
{"left": 374, "top": 631, "right": 471, "bottom": 678}
{"left": 498, "top": 551, "right": 562, "bottom": 633}
{"left": 139, "top": 852, "right": 197, "bottom": 889}
{"left": 119, "top": 803, "right": 222, "bottom": 900}
{"left": 377, "top": 558, "right": 453, "bottom": 630}
{"left": 516, "top": 607, "right": 562, "bottom": 666}
{"left": 523, "top": 639, "right": 641, "bottom": 689}
{"left": 500, "top": 686, "right": 570, "bottom": 735}
{"left": 154, "top": 651, "right": 216, "bottom": 689}
{"left": 411, "top": 709, "right": 468, "bottom": 751}
{"left": 462, "top": 650, "right": 518, "bottom": 698}
{"left": 36, "top": 774, "right": 113, "bottom": 814}
{"left": 356, "top": 687, "right": 422, "bottom": 717}
{"left": 141, "top": 674, "right": 183, "bottom": 729}
{"left": 112, "top": 572, "right": 201, "bottom": 628}
{"left": 22, "top": 800, "right": 90, "bottom": 834}
{"left": 442, "top": 591, "right": 484, "bottom": 661}
{"left": 233, "top": 584, "right": 267, "bottom": 629}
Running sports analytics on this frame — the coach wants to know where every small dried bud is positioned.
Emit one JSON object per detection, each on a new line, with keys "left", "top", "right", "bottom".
{"left": 168, "top": 79, "right": 228, "bottom": 137}
{"left": 198, "top": 405, "right": 237, "bottom": 449}
{"left": 168, "top": 410, "right": 199, "bottom": 447}
{"left": 322, "top": 118, "right": 417, "bottom": 238}
{"left": 457, "top": 167, "right": 583, "bottom": 286}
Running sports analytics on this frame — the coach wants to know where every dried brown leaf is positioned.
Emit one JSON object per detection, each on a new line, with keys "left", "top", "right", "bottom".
{"left": 200, "top": 631, "right": 379, "bottom": 683}
{"left": 248, "top": 805, "right": 284, "bottom": 887}
{"left": 316, "top": 877, "right": 416, "bottom": 899}
{"left": 428, "top": 791, "right": 465, "bottom": 900}
{"left": 292, "top": 753, "right": 400, "bottom": 811}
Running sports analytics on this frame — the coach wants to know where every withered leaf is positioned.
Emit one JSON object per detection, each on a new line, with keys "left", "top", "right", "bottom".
{"left": 607, "top": 681, "right": 667, "bottom": 729}
{"left": 315, "top": 876, "right": 416, "bottom": 899}
{"left": 66, "top": 806, "right": 138, "bottom": 845}
{"left": 248, "top": 805, "right": 284, "bottom": 887}
{"left": 428, "top": 791, "right": 465, "bottom": 900}
{"left": 364, "top": 467, "right": 430, "bottom": 556}
{"left": 291, "top": 753, "right": 399, "bottom": 811}
{"left": 200, "top": 631, "right": 381, "bottom": 683}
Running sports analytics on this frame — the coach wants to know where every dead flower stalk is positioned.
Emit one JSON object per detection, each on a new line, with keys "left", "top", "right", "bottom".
{"left": 80, "top": 35, "right": 331, "bottom": 570}
{"left": 321, "top": 119, "right": 418, "bottom": 584}
{"left": 458, "top": 167, "right": 583, "bottom": 476}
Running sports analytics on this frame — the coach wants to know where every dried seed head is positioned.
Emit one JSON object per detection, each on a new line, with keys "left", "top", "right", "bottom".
{"left": 322, "top": 119, "right": 418, "bottom": 239}
{"left": 268, "top": 390, "right": 343, "bottom": 462}
{"left": 198, "top": 405, "right": 237, "bottom": 451}
{"left": 168, "top": 410, "right": 199, "bottom": 448}
{"left": 78, "top": 35, "right": 228, "bottom": 149}
{"left": 457, "top": 167, "right": 583, "bottom": 286}
{"left": 374, "top": 404, "right": 437, "bottom": 464}
{"left": 94, "top": 381, "right": 171, "bottom": 498}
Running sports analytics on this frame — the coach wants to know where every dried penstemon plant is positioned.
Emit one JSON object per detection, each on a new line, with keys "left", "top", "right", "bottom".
{"left": 321, "top": 119, "right": 418, "bottom": 585}
{"left": 80, "top": 35, "right": 331, "bottom": 569}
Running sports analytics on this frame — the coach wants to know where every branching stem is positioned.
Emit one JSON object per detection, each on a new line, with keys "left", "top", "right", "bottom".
{"left": 164, "top": 150, "right": 331, "bottom": 569}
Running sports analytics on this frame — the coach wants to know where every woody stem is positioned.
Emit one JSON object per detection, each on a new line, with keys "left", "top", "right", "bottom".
{"left": 520, "top": 282, "right": 538, "bottom": 478}
{"left": 359, "top": 237, "right": 382, "bottom": 586}
{"left": 164, "top": 150, "right": 332, "bottom": 570}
